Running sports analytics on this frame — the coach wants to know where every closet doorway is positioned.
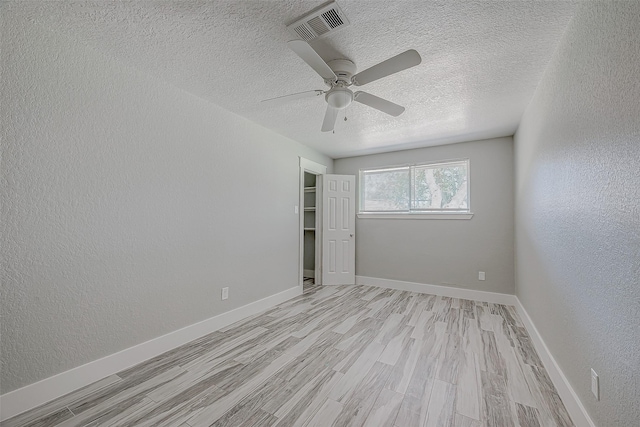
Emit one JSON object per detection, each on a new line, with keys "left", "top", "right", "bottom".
{"left": 299, "top": 158, "right": 326, "bottom": 290}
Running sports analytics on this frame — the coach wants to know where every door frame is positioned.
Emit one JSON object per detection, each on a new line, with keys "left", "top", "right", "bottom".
{"left": 299, "top": 157, "right": 327, "bottom": 288}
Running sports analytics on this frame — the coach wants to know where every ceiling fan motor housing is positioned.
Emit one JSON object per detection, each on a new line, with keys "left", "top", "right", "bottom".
{"left": 327, "top": 59, "right": 356, "bottom": 85}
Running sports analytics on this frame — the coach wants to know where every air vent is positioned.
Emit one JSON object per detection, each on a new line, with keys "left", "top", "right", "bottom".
{"left": 307, "top": 16, "right": 330, "bottom": 36}
{"left": 294, "top": 25, "right": 314, "bottom": 41}
{"left": 322, "top": 9, "right": 343, "bottom": 29}
{"left": 286, "top": 1, "right": 350, "bottom": 42}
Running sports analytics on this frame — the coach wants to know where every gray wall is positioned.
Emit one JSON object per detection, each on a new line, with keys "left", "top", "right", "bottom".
{"left": 303, "top": 232, "right": 315, "bottom": 272}
{"left": 334, "top": 137, "right": 514, "bottom": 294}
{"left": 0, "top": 11, "right": 332, "bottom": 394}
{"left": 514, "top": 2, "right": 640, "bottom": 426}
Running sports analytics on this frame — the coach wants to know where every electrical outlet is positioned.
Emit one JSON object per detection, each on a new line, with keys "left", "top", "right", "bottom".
{"left": 478, "top": 271, "right": 486, "bottom": 281}
{"left": 591, "top": 369, "right": 599, "bottom": 400}
{"left": 294, "top": 205, "right": 299, "bottom": 214}
{"left": 221, "top": 287, "right": 229, "bottom": 300}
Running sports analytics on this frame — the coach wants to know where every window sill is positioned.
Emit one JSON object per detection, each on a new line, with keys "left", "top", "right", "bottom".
{"left": 357, "top": 213, "right": 474, "bottom": 220}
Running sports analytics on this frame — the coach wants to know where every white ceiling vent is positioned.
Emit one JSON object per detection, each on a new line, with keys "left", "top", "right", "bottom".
{"left": 287, "top": 2, "right": 350, "bottom": 42}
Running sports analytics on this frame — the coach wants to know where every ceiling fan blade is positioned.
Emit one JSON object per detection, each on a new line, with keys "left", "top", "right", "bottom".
{"left": 321, "top": 105, "right": 339, "bottom": 132}
{"left": 261, "top": 90, "right": 324, "bottom": 106}
{"left": 354, "top": 91, "right": 405, "bottom": 116}
{"left": 288, "top": 40, "right": 337, "bottom": 82}
{"left": 351, "top": 50, "right": 421, "bottom": 86}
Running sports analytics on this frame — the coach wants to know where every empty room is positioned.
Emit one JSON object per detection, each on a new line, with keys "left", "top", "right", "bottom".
{"left": 1, "top": 1, "right": 638, "bottom": 426}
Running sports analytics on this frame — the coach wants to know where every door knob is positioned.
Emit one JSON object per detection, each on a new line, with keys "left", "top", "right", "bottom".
{"left": 350, "top": 233, "right": 354, "bottom": 237}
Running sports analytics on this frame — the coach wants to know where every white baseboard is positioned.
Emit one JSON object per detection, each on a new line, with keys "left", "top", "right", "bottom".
{"left": 0, "top": 286, "right": 302, "bottom": 422}
{"left": 355, "top": 276, "right": 517, "bottom": 305}
{"left": 514, "top": 299, "right": 596, "bottom": 427}
{"left": 303, "top": 269, "right": 315, "bottom": 278}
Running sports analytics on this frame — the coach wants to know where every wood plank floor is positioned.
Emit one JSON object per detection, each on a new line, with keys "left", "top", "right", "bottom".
{"left": 2, "top": 285, "right": 574, "bottom": 427}
{"left": 302, "top": 277, "right": 317, "bottom": 293}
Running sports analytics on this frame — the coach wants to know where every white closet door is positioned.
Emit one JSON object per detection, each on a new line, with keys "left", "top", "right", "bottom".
{"left": 322, "top": 174, "right": 355, "bottom": 285}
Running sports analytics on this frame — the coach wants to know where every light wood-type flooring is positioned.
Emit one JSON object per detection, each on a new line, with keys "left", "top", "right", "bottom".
{"left": 302, "top": 277, "right": 317, "bottom": 292}
{"left": 2, "top": 285, "right": 574, "bottom": 427}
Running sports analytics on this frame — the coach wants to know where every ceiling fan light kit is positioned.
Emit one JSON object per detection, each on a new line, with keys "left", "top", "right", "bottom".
{"left": 262, "top": 5, "right": 422, "bottom": 132}
{"left": 326, "top": 87, "right": 353, "bottom": 110}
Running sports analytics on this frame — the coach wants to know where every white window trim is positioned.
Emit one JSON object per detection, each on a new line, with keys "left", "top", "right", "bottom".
{"left": 357, "top": 212, "right": 473, "bottom": 220}
{"left": 358, "top": 158, "right": 471, "bottom": 219}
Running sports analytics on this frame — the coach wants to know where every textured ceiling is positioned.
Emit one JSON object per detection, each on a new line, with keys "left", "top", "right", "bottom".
{"left": 10, "top": 1, "right": 577, "bottom": 158}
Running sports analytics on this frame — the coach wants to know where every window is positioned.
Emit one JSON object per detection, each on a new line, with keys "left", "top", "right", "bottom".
{"left": 359, "top": 159, "right": 470, "bottom": 217}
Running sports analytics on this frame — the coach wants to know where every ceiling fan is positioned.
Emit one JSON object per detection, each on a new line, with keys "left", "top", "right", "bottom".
{"left": 262, "top": 40, "right": 422, "bottom": 132}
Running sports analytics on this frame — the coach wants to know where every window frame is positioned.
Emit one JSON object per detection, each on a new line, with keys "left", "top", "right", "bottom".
{"left": 357, "top": 158, "right": 473, "bottom": 220}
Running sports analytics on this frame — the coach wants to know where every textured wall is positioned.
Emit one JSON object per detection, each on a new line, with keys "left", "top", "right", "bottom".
{"left": 0, "top": 12, "right": 331, "bottom": 394}
{"left": 334, "top": 137, "right": 514, "bottom": 294}
{"left": 514, "top": 2, "right": 640, "bottom": 426}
